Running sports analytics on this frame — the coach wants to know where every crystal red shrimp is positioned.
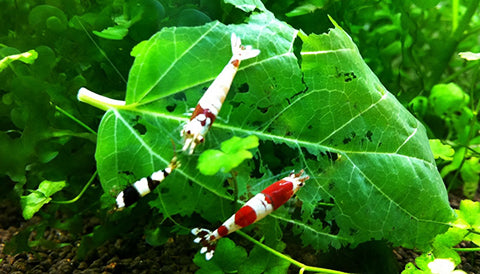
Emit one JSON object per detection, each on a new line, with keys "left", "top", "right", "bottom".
{"left": 191, "top": 170, "right": 309, "bottom": 260}
{"left": 115, "top": 156, "right": 179, "bottom": 209}
{"left": 181, "top": 33, "right": 260, "bottom": 154}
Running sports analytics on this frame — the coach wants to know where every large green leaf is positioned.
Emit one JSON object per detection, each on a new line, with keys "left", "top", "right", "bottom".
{"left": 295, "top": 23, "right": 455, "bottom": 249}
{"left": 94, "top": 12, "right": 454, "bottom": 251}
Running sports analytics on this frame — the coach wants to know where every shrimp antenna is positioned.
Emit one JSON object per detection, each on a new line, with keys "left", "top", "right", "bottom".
{"left": 170, "top": 138, "right": 178, "bottom": 157}
{"left": 76, "top": 17, "right": 127, "bottom": 84}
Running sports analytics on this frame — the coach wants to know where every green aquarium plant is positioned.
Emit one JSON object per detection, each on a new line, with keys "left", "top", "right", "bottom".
{"left": 2, "top": 0, "right": 480, "bottom": 273}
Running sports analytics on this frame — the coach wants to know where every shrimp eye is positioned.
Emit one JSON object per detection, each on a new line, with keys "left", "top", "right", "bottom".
{"left": 186, "top": 130, "right": 191, "bottom": 135}
{"left": 198, "top": 136, "right": 204, "bottom": 143}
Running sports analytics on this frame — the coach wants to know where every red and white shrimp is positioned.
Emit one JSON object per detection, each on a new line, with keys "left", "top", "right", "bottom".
{"left": 191, "top": 170, "right": 309, "bottom": 260}
{"left": 181, "top": 33, "right": 260, "bottom": 154}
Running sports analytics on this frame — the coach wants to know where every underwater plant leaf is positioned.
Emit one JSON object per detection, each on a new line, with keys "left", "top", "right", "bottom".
{"left": 460, "top": 158, "right": 480, "bottom": 199}
{"left": 429, "top": 83, "right": 469, "bottom": 117}
{"left": 93, "top": 27, "right": 129, "bottom": 40}
{"left": 429, "top": 139, "right": 455, "bottom": 161}
{"left": 0, "top": 50, "right": 38, "bottom": 72}
{"left": 224, "top": 0, "right": 267, "bottom": 12}
{"left": 238, "top": 244, "right": 290, "bottom": 274}
{"left": 193, "top": 238, "right": 247, "bottom": 273}
{"left": 197, "top": 135, "right": 259, "bottom": 175}
{"left": 20, "top": 180, "right": 66, "bottom": 220}
{"left": 94, "top": 12, "right": 454, "bottom": 252}
{"left": 296, "top": 23, "right": 454, "bottom": 249}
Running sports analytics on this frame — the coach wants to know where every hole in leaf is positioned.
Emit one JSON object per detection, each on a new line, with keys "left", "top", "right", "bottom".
{"left": 330, "top": 220, "right": 340, "bottom": 235}
{"left": 237, "top": 83, "right": 249, "bottom": 93}
{"left": 251, "top": 121, "right": 262, "bottom": 128}
{"left": 300, "top": 146, "right": 319, "bottom": 162}
{"left": 6, "top": 130, "right": 21, "bottom": 139}
{"left": 173, "top": 92, "right": 186, "bottom": 101}
{"left": 343, "top": 72, "right": 357, "bottom": 82}
{"left": 257, "top": 106, "right": 268, "bottom": 113}
{"left": 133, "top": 123, "right": 147, "bottom": 135}
{"left": 342, "top": 132, "right": 356, "bottom": 145}
{"left": 366, "top": 130, "right": 373, "bottom": 142}
{"left": 119, "top": 170, "right": 134, "bottom": 176}
{"left": 166, "top": 104, "right": 176, "bottom": 112}
{"left": 257, "top": 141, "right": 297, "bottom": 175}
{"left": 250, "top": 154, "right": 263, "bottom": 179}
{"left": 322, "top": 151, "right": 339, "bottom": 162}
{"left": 312, "top": 205, "right": 327, "bottom": 220}
{"left": 230, "top": 101, "right": 241, "bottom": 108}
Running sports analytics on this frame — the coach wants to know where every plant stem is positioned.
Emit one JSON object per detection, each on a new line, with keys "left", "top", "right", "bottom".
{"left": 52, "top": 171, "right": 97, "bottom": 204}
{"left": 428, "top": 0, "right": 480, "bottom": 89}
{"left": 467, "top": 228, "right": 480, "bottom": 235}
{"left": 449, "top": 63, "right": 480, "bottom": 190}
{"left": 54, "top": 105, "right": 97, "bottom": 135}
{"left": 157, "top": 193, "right": 191, "bottom": 233}
{"left": 236, "top": 230, "right": 353, "bottom": 274}
{"left": 77, "top": 87, "right": 126, "bottom": 111}
{"left": 229, "top": 171, "right": 239, "bottom": 207}
{"left": 451, "top": 0, "right": 459, "bottom": 33}
{"left": 452, "top": 247, "right": 480, "bottom": 252}
{"left": 441, "top": 61, "right": 479, "bottom": 84}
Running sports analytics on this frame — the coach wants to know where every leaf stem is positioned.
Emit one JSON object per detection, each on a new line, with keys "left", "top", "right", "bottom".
{"left": 54, "top": 105, "right": 97, "bottom": 135}
{"left": 453, "top": 247, "right": 480, "bottom": 252}
{"left": 467, "top": 228, "right": 480, "bottom": 236}
{"left": 229, "top": 171, "right": 239, "bottom": 207}
{"left": 441, "top": 61, "right": 479, "bottom": 83}
{"left": 77, "top": 87, "right": 126, "bottom": 111}
{"left": 157, "top": 193, "right": 191, "bottom": 233}
{"left": 236, "top": 230, "right": 353, "bottom": 274}
{"left": 52, "top": 171, "right": 97, "bottom": 204}
{"left": 451, "top": 0, "right": 459, "bottom": 33}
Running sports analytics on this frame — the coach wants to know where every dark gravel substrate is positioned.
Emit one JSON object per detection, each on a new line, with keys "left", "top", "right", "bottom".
{"left": 0, "top": 200, "right": 198, "bottom": 274}
{"left": 1, "top": 190, "right": 479, "bottom": 274}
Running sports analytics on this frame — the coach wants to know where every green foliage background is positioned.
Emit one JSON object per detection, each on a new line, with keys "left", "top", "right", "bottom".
{"left": 1, "top": 0, "right": 480, "bottom": 272}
